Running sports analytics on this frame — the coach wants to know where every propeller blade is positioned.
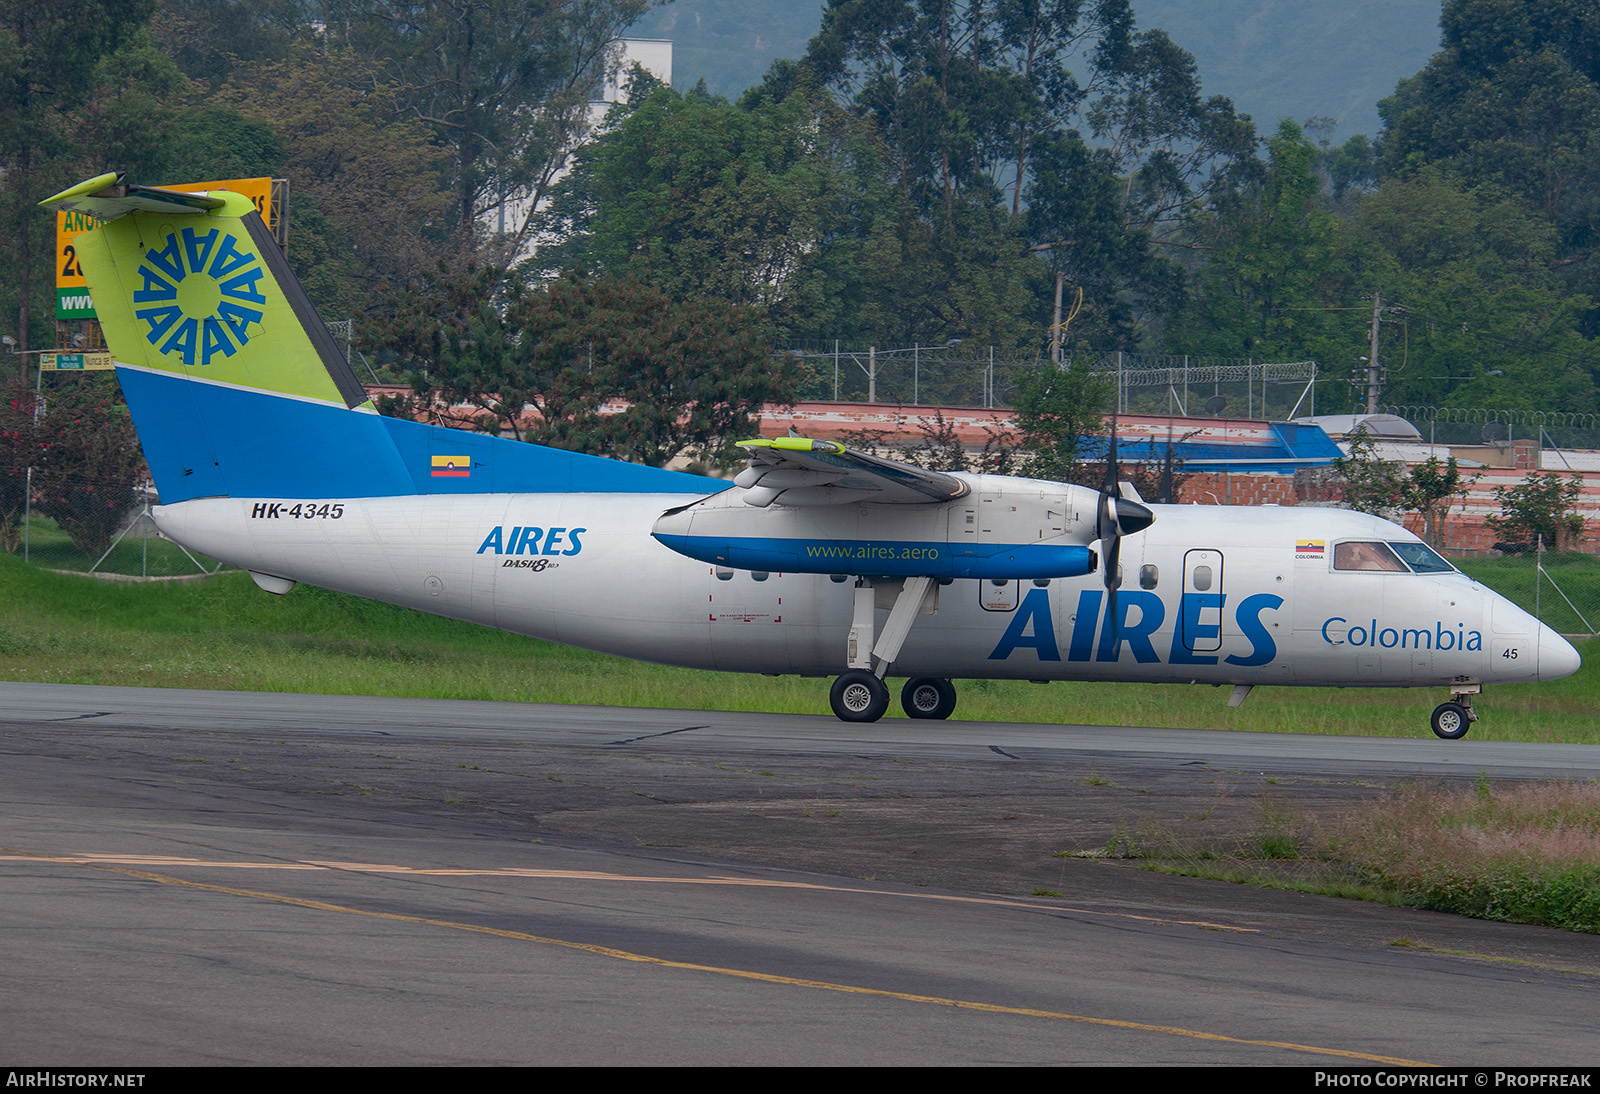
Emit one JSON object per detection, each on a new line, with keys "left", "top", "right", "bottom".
{"left": 1104, "top": 532, "right": 1121, "bottom": 641}
{"left": 1094, "top": 414, "right": 1153, "bottom": 647}
{"left": 1102, "top": 412, "right": 1120, "bottom": 499}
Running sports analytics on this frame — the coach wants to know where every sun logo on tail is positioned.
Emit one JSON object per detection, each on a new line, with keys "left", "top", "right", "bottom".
{"left": 132, "top": 227, "right": 267, "bottom": 366}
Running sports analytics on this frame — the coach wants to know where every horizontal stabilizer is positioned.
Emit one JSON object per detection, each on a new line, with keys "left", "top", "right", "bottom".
{"left": 41, "top": 172, "right": 229, "bottom": 221}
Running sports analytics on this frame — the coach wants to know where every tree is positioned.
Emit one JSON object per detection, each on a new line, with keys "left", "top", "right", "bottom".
{"left": 371, "top": 262, "right": 536, "bottom": 438}
{"left": 375, "top": 269, "right": 793, "bottom": 467}
{"left": 1402, "top": 454, "right": 1474, "bottom": 549}
{"left": 1380, "top": 0, "right": 1600, "bottom": 236}
{"left": 1377, "top": 0, "right": 1600, "bottom": 310}
{"left": 1332, "top": 430, "right": 1406, "bottom": 517}
{"left": 536, "top": 85, "right": 840, "bottom": 319}
{"left": 1008, "top": 362, "right": 1110, "bottom": 481}
{"left": 345, "top": 0, "right": 654, "bottom": 254}
{"left": 214, "top": 41, "right": 455, "bottom": 317}
{"left": 785, "top": 0, "right": 1255, "bottom": 352}
{"left": 1336, "top": 170, "right": 1597, "bottom": 413}
{"left": 147, "top": 0, "right": 303, "bottom": 90}
{"left": 1024, "top": 132, "right": 1179, "bottom": 350}
{"left": 1488, "top": 470, "right": 1585, "bottom": 553}
{"left": 0, "top": 0, "right": 155, "bottom": 371}
{"left": 1083, "top": 24, "right": 1260, "bottom": 248}
{"left": 895, "top": 409, "right": 970, "bottom": 471}
{"left": 30, "top": 376, "right": 144, "bottom": 557}
{"left": 0, "top": 382, "right": 40, "bottom": 551}
{"left": 1169, "top": 121, "right": 1342, "bottom": 363}
{"left": 516, "top": 274, "right": 791, "bottom": 466}
{"left": 1333, "top": 435, "right": 1477, "bottom": 545}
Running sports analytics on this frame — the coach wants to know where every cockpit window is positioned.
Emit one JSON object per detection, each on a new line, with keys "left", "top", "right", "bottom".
{"left": 1333, "top": 541, "right": 1407, "bottom": 572}
{"left": 1389, "top": 541, "right": 1455, "bottom": 573}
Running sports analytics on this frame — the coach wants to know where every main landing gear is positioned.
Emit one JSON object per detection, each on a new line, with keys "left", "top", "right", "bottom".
{"left": 830, "top": 670, "right": 890, "bottom": 722}
{"left": 827, "top": 576, "right": 957, "bottom": 723}
{"left": 901, "top": 676, "right": 957, "bottom": 720}
{"left": 827, "top": 672, "right": 957, "bottom": 722}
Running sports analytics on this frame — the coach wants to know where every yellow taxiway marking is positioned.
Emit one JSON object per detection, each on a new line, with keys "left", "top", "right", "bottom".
{"left": 1, "top": 850, "right": 1253, "bottom": 932}
{"left": 3, "top": 845, "right": 1429, "bottom": 1065}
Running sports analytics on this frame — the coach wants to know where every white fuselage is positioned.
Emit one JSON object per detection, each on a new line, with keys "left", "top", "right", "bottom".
{"left": 152, "top": 492, "right": 1578, "bottom": 689}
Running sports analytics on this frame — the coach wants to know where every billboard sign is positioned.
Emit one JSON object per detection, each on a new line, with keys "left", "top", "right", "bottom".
{"left": 55, "top": 177, "right": 277, "bottom": 320}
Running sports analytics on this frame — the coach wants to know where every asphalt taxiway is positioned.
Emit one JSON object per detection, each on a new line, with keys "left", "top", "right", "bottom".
{"left": 2, "top": 683, "right": 1596, "bottom": 1065}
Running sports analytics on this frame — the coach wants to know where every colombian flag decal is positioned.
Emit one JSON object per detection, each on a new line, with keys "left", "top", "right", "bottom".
{"left": 431, "top": 455, "right": 471, "bottom": 478}
{"left": 1295, "top": 539, "right": 1325, "bottom": 559}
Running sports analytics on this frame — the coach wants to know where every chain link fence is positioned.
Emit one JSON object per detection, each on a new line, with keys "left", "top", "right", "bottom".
{"left": 786, "top": 346, "right": 1321, "bottom": 419}
{"left": 3, "top": 473, "right": 218, "bottom": 577}
{"left": 1456, "top": 553, "right": 1600, "bottom": 638}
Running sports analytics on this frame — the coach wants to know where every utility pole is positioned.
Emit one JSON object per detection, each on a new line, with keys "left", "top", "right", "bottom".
{"left": 1051, "top": 271, "right": 1064, "bottom": 364}
{"left": 1366, "top": 291, "right": 1382, "bottom": 414}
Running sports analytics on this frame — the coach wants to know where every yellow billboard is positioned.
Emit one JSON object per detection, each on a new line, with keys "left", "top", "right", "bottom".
{"left": 55, "top": 177, "right": 277, "bottom": 320}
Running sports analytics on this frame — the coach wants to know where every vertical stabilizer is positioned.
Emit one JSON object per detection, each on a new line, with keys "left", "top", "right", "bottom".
{"left": 42, "top": 173, "right": 721, "bottom": 502}
{"left": 41, "top": 173, "right": 412, "bottom": 502}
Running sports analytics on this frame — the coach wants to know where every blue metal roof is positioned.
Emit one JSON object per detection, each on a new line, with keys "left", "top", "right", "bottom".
{"left": 1097, "top": 421, "right": 1343, "bottom": 475}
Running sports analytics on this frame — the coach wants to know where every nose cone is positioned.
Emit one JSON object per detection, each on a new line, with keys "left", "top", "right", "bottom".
{"left": 1539, "top": 624, "right": 1583, "bottom": 681}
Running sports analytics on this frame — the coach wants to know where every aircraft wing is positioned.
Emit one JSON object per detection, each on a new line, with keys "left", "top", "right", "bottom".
{"left": 732, "top": 438, "right": 970, "bottom": 507}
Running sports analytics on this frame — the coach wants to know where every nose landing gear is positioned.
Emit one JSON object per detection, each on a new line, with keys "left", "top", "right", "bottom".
{"left": 1430, "top": 691, "right": 1479, "bottom": 739}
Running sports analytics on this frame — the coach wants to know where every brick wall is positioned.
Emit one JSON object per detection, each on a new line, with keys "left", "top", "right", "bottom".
{"left": 1168, "top": 467, "right": 1600, "bottom": 557}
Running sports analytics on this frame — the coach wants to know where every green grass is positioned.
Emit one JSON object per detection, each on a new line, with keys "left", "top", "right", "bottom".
{"left": 1107, "top": 781, "right": 1600, "bottom": 934}
{"left": 1332, "top": 780, "right": 1600, "bottom": 932}
{"left": 0, "top": 551, "right": 1596, "bottom": 740}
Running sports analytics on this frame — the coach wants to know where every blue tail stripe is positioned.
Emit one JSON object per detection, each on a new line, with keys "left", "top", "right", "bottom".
{"left": 119, "top": 366, "right": 725, "bottom": 502}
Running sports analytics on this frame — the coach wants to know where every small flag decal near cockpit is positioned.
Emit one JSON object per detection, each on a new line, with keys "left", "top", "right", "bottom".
{"left": 431, "top": 455, "right": 471, "bottom": 478}
{"left": 1295, "top": 539, "right": 1325, "bottom": 558}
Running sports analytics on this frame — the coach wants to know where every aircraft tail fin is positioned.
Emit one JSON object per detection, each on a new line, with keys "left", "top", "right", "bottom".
{"left": 42, "top": 173, "right": 711, "bottom": 503}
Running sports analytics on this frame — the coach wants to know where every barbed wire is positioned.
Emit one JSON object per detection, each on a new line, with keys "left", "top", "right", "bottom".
{"left": 1093, "top": 360, "right": 1316, "bottom": 386}
{"left": 1382, "top": 405, "right": 1600, "bottom": 429}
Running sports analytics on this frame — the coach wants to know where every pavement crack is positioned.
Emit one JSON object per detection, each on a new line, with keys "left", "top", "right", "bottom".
{"left": 609, "top": 725, "right": 710, "bottom": 745}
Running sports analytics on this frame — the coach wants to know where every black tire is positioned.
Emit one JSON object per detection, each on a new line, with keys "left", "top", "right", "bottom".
{"left": 830, "top": 670, "right": 889, "bottom": 723}
{"left": 901, "top": 676, "right": 957, "bottom": 720}
{"left": 1431, "top": 702, "right": 1470, "bottom": 740}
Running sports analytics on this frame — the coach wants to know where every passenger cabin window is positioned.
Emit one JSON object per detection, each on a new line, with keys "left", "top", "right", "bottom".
{"left": 1139, "top": 564, "right": 1159, "bottom": 590}
{"left": 1334, "top": 541, "right": 1407, "bottom": 572}
{"left": 1191, "top": 564, "right": 1213, "bottom": 591}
